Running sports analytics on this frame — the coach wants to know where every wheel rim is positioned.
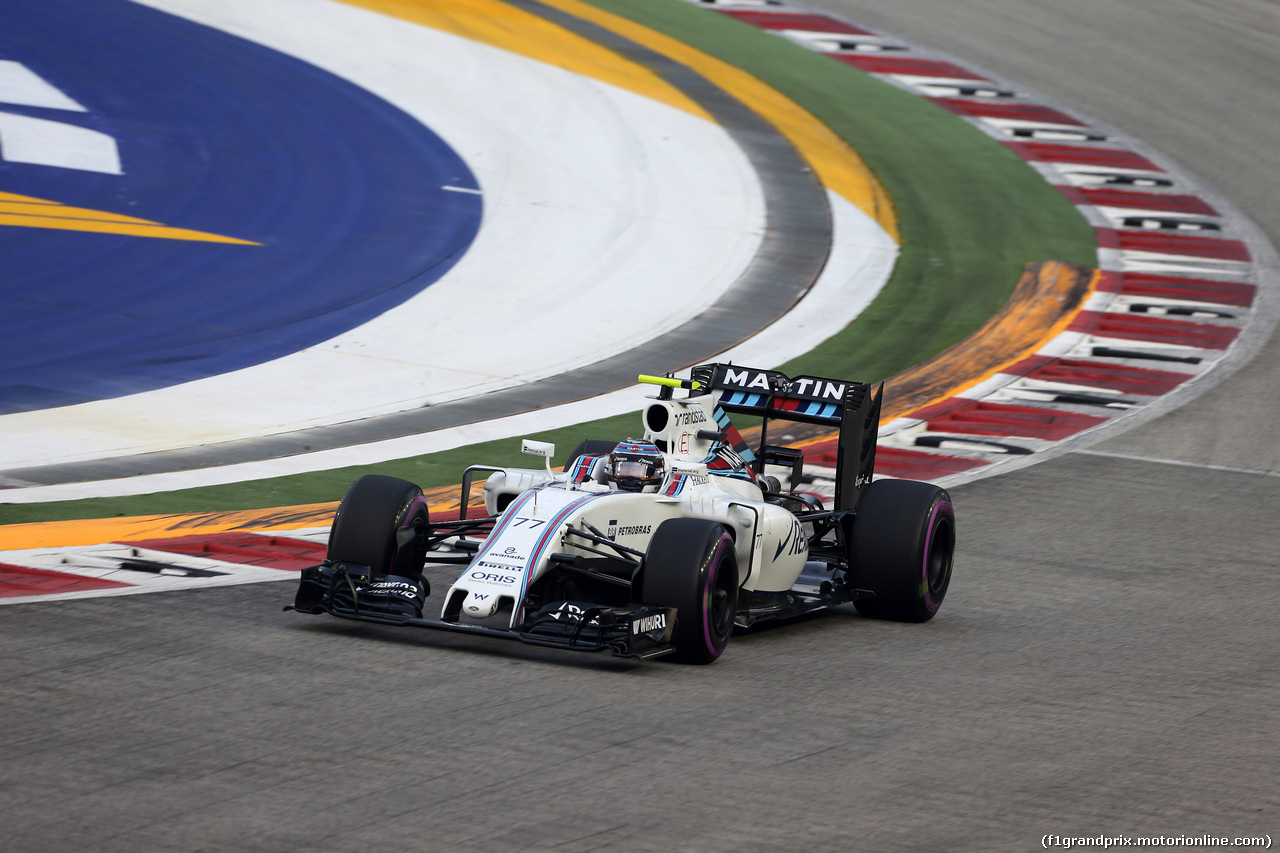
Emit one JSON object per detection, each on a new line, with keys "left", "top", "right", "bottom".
{"left": 708, "top": 551, "right": 735, "bottom": 645}
{"left": 925, "top": 516, "right": 954, "bottom": 595}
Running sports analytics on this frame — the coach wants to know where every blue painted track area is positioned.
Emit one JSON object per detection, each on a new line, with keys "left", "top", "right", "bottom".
{"left": 0, "top": 0, "right": 482, "bottom": 414}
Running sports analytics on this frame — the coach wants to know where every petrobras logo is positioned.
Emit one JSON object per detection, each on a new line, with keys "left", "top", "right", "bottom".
{"left": 606, "top": 521, "right": 652, "bottom": 540}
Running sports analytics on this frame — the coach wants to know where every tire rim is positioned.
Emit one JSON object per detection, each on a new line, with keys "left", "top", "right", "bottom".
{"left": 926, "top": 516, "right": 954, "bottom": 596}
{"left": 709, "top": 552, "right": 736, "bottom": 644}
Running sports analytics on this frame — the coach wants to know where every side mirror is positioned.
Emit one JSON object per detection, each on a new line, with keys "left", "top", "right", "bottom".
{"left": 521, "top": 439, "right": 556, "bottom": 476}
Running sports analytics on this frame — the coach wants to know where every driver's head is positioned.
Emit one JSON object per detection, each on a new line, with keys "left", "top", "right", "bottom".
{"left": 607, "top": 439, "right": 665, "bottom": 493}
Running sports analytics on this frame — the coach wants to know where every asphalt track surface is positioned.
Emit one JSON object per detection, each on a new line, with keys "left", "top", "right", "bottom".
{"left": 3, "top": 1, "right": 1278, "bottom": 850}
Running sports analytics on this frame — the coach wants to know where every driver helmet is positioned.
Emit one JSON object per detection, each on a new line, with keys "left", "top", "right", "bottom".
{"left": 607, "top": 439, "right": 666, "bottom": 493}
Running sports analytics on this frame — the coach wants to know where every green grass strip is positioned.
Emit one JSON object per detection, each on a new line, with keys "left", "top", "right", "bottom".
{"left": 0, "top": 0, "right": 1095, "bottom": 525}
{"left": 0, "top": 413, "right": 643, "bottom": 523}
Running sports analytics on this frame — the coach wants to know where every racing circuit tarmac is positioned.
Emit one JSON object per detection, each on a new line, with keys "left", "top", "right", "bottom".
{"left": 3, "top": 1, "right": 1278, "bottom": 849}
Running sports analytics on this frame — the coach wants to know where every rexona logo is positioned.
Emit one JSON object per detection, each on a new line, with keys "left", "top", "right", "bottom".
{"left": 773, "top": 517, "right": 808, "bottom": 562}
{"left": 548, "top": 602, "right": 598, "bottom": 624}
{"left": 631, "top": 613, "right": 667, "bottom": 635}
{"left": 715, "top": 366, "right": 847, "bottom": 404}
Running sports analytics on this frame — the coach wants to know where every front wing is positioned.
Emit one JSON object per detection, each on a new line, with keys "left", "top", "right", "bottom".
{"left": 288, "top": 563, "right": 678, "bottom": 660}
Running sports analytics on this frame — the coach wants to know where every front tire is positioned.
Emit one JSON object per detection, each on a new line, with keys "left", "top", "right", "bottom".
{"left": 850, "top": 479, "right": 955, "bottom": 622}
{"left": 327, "top": 474, "right": 431, "bottom": 579}
{"left": 641, "top": 518, "right": 738, "bottom": 664}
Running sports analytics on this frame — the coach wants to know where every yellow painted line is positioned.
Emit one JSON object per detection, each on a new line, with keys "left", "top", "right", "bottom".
{"left": 0, "top": 503, "right": 339, "bottom": 551}
{"left": 335, "top": 0, "right": 709, "bottom": 121}
{"left": 0, "top": 214, "right": 260, "bottom": 243}
{"left": 537, "top": 0, "right": 898, "bottom": 240}
{"left": 1, "top": 201, "right": 163, "bottom": 225}
{"left": 0, "top": 482, "right": 495, "bottom": 551}
{"left": 0, "top": 191, "right": 61, "bottom": 205}
{"left": 880, "top": 260, "right": 1099, "bottom": 421}
{"left": 0, "top": 192, "right": 260, "bottom": 244}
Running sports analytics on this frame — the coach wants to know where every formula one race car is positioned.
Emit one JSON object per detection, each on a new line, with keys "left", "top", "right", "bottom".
{"left": 289, "top": 363, "right": 956, "bottom": 663}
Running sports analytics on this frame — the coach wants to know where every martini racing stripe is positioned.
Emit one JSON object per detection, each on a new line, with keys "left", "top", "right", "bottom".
{"left": 466, "top": 488, "right": 613, "bottom": 625}
{"left": 516, "top": 492, "right": 612, "bottom": 623}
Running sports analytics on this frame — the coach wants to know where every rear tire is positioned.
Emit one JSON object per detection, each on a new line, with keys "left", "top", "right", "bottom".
{"left": 327, "top": 475, "right": 431, "bottom": 579}
{"left": 641, "top": 518, "right": 738, "bottom": 664}
{"left": 850, "top": 479, "right": 955, "bottom": 622}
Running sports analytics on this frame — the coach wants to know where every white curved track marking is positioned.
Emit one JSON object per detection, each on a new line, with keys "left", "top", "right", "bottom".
{"left": 6, "top": 191, "right": 896, "bottom": 501}
{"left": 0, "top": 60, "right": 88, "bottom": 111}
{"left": 0, "top": 112, "right": 121, "bottom": 174}
{"left": 0, "top": 0, "right": 765, "bottom": 469}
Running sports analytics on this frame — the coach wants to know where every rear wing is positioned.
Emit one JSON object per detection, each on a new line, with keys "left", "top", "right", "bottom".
{"left": 688, "top": 363, "right": 882, "bottom": 510}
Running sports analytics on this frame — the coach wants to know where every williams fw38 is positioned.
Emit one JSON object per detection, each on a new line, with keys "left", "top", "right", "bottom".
{"left": 289, "top": 364, "right": 956, "bottom": 663}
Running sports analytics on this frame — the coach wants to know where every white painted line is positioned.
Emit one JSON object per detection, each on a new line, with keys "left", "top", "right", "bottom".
{"left": 1075, "top": 449, "right": 1280, "bottom": 479}
{"left": 1078, "top": 334, "right": 1208, "bottom": 352}
{"left": 879, "top": 417, "right": 923, "bottom": 434}
{"left": 1120, "top": 254, "right": 1249, "bottom": 275}
{"left": 0, "top": 60, "right": 86, "bottom": 111}
{"left": 1059, "top": 171, "right": 1169, "bottom": 187}
{"left": 1095, "top": 205, "right": 1214, "bottom": 220}
{"left": 0, "top": 112, "right": 121, "bottom": 173}
{"left": 977, "top": 117, "right": 1095, "bottom": 133}
{"left": 951, "top": 372, "right": 1018, "bottom": 401}
{"left": 0, "top": 542, "right": 296, "bottom": 605}
{"left": 1111, "top": 294, "right": 1241, "bottom": 313}
{"left": 884, "top": 74, "right": 1001, "bottom": 89}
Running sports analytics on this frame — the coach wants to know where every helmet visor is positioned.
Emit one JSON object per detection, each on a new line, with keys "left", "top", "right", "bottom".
{"left": 612, "top": 458, "right": 660, "bottom": 480}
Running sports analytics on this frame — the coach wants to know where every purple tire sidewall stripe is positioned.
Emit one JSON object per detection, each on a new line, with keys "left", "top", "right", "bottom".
{"left": 922, "top": 499, "right": 954, "bottom": 613}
